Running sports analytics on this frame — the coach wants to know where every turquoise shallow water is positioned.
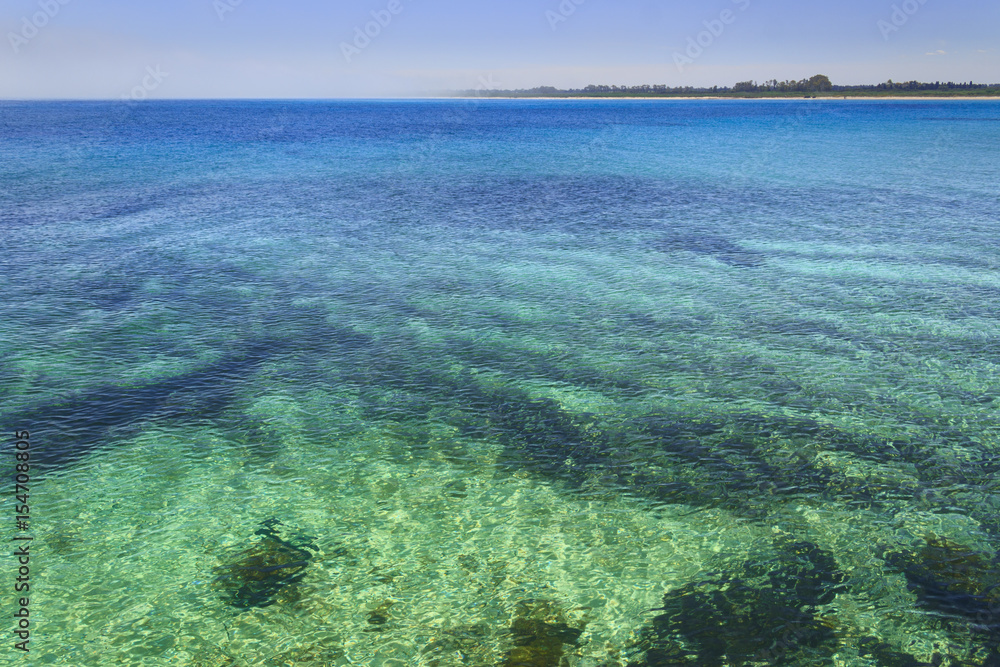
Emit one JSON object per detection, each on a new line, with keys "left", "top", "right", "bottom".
{"left": 1, "top": 100, "right": 999, "bottom": 666}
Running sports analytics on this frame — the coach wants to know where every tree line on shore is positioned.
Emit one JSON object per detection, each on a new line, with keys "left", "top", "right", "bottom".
{"left": 735, "top": 77, "right": 996, "bottom": 92}
{"left": 450, "top": 76, "right": 1000, "bottom": 97}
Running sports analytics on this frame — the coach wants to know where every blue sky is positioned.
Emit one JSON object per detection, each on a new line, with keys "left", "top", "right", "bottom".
{"left": 2, "top": 0, "right": 997, "bottom": 98}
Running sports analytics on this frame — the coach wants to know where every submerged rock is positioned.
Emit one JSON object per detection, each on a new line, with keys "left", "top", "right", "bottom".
{"left": 886, "top": 535, "right": 1000, "bottom": 627}
{"left": 884, "top": 535, "right": 1000, "bottom": 664}
{"left": 766, "top": 539, "right": 850, "bottom": 606}
{"left": 503, "top": 599, "right": 584, "bottom": 667}
{"left": 212, "top": 518, "right": 317, "bottom": 609}
{"left": 629, "top": 542, "right": 845, "bottom": 666}
{"left": 366, "top": 600, "right": 395, "bottom": 631}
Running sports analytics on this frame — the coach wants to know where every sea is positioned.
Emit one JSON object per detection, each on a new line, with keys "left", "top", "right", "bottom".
{"left": 1, "top": 99, "right": 998, "bottom": 666}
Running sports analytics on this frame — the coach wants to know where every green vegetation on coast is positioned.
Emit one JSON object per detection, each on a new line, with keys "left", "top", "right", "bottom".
{"left": 449, "top": 75, "right": 1000, "bottom": 98}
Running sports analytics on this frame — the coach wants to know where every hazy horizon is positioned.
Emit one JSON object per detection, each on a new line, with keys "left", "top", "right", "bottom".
{"left": 2, "top": 0, "right": 998, "bottom": 99}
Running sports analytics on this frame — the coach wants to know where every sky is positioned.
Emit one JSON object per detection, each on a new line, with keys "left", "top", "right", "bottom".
{"left": 1, "top": 0, "right": 997, "bottom": 98}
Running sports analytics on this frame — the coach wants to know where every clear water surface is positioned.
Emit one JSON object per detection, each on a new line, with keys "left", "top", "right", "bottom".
{"left": 1, "top": 99, "right": 999, "bottom": 666}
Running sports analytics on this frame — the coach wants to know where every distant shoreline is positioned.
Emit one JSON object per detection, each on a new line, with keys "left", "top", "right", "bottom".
{"left": 439, "top": 95, "right": 1000, "bottom": 101}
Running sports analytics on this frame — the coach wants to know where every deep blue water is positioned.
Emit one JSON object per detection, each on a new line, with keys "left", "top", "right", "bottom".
{"left": 1, "top": 100, "right": 999, "bottom": 666}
